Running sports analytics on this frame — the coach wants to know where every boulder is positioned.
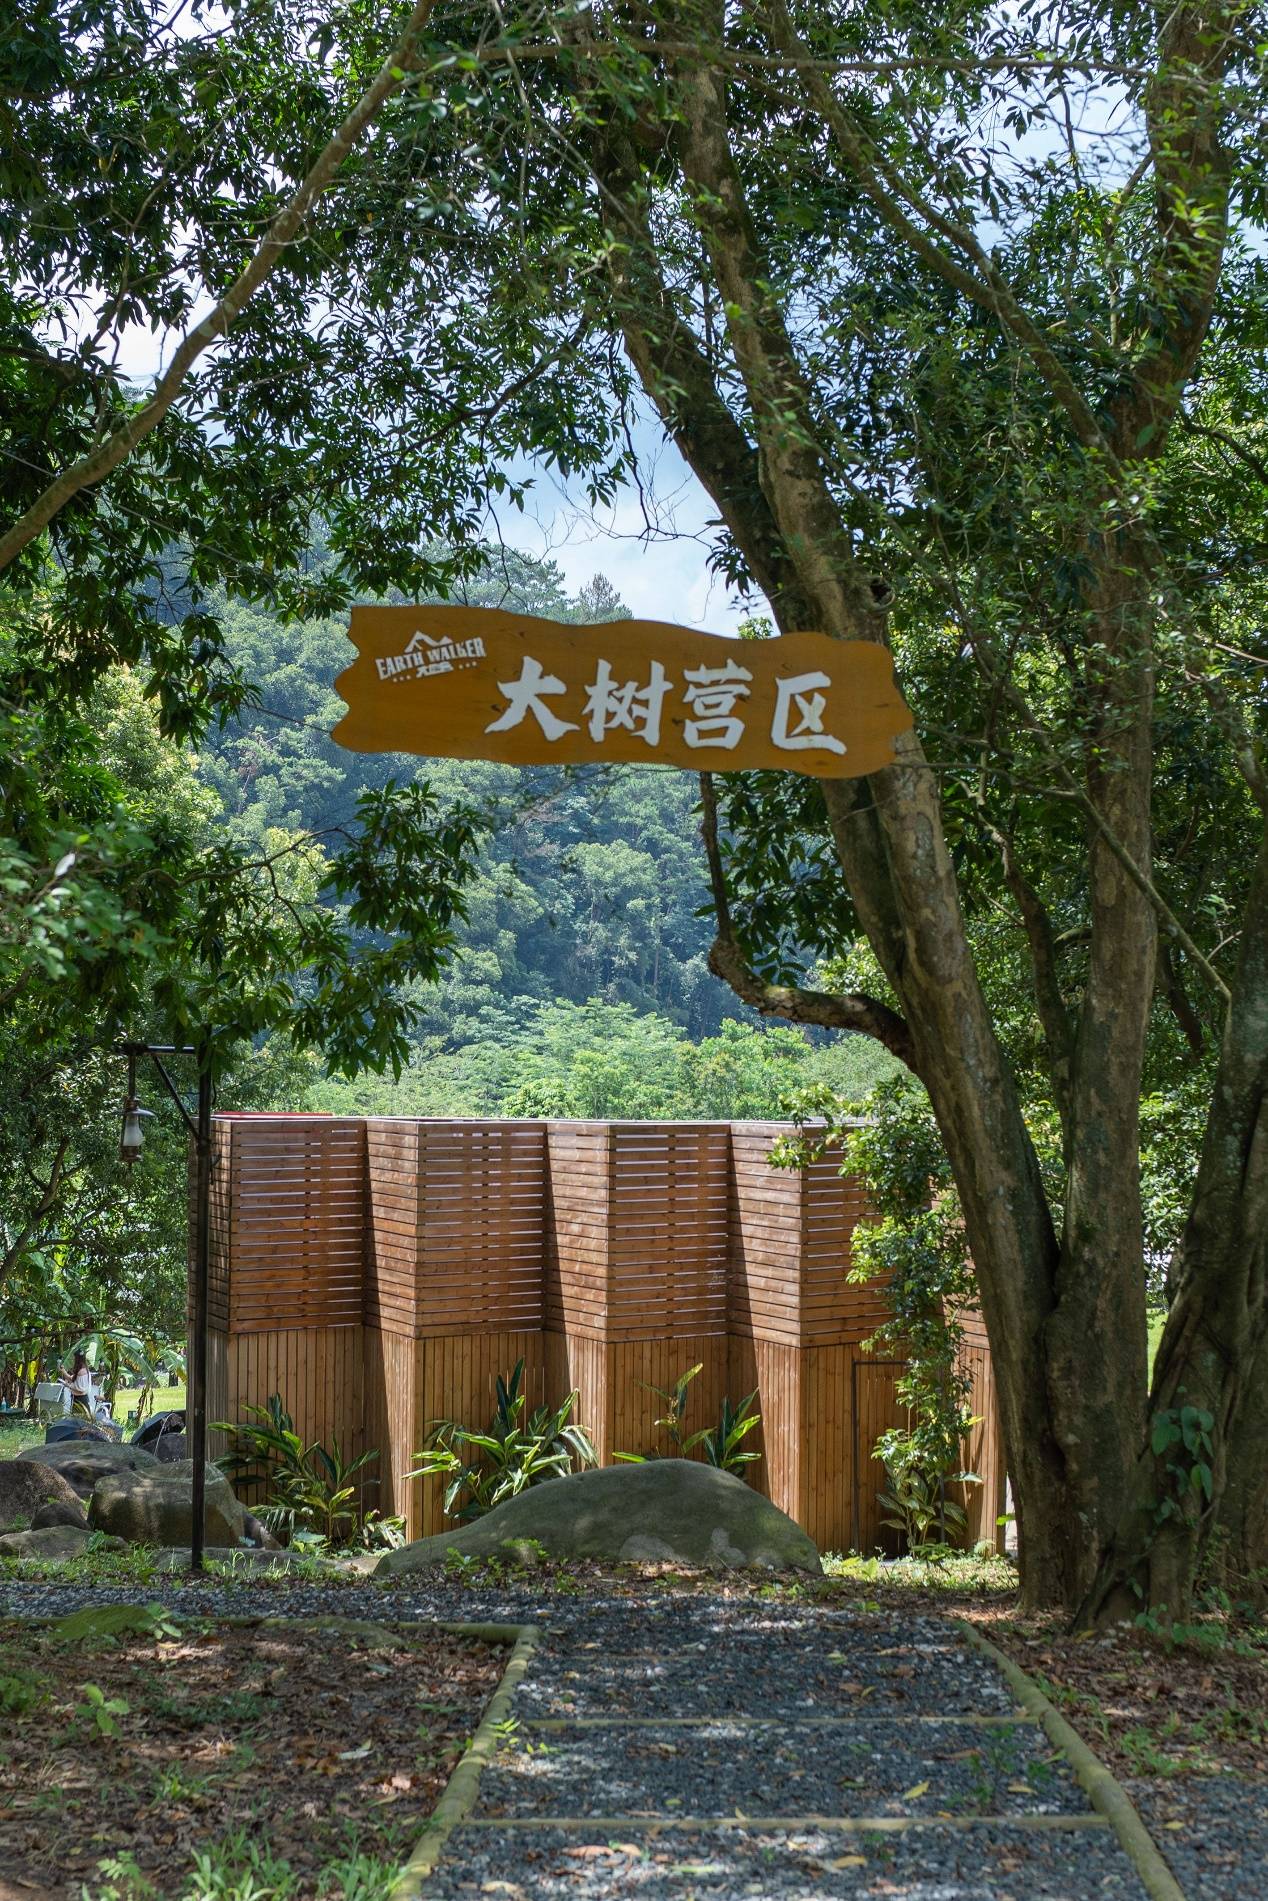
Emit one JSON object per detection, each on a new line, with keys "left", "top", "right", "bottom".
{"left": 0, "top": 1457, "right": 85, "bottom": 1531}
{"left": 241, "top": 1510, "right": 281, "bottom": 1551}
{"left": 45, "top": 1418, "right": 109, "bottom": 1445}
{"left": 88, "top": 1459, "right": 245, "bottom": 1549}
{"left": 0, "top": 1524, "right": 94, "bottom": 1560}
{"left": 19, "top": 1440, "right": 160, "bottom": 1499}
{"left": 130, "top": 1410, "right": 185, "bottom": 1452}
{"left": 377, "top": 1460, "right": 822, "bottom": 1577}
{"left": 153, "top": 1433, "right": 188, "bottom": 1464}
{"left": 31, "top": 1498, "right": 89, "bottom": 1531}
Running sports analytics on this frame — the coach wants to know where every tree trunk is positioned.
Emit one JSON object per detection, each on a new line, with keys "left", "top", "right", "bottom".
{"left": 1083, "top": 825, "right": 1268, "bottom": 1622}
{"left": 578, "top": 4, "right": 1238, "bottom": 1615}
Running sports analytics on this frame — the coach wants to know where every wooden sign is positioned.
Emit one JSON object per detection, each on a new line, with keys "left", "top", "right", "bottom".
{"left": 331, "top": 605, "right": 911, "bottom": 778}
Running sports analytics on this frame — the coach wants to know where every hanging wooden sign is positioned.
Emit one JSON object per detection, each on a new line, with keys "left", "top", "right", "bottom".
{"left": 331, "top": 605, "right": 911, "bottom": 778}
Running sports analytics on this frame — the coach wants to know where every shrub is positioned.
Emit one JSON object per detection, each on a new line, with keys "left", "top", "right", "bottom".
{"left": 214, "top": 1394, "right": 395, "bottom": 1550}
{"left": 616, "top": 1362, "right": 762, "bottom": 1476}
{"left": 408, "top": 1359, "right": 596, "bottom": 1522}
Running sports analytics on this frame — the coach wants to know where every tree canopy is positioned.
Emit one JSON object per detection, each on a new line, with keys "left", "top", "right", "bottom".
{"left": 4, "top": 0, "right": 1268, "bottom": 1621}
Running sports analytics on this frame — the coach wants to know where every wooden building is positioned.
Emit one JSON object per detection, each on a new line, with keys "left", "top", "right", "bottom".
{"left": 204, "top": 1115, "right": 1007, "bottom": 1551}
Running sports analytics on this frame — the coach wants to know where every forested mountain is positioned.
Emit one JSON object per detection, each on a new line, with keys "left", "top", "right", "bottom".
{"left": 197, "top": 548, "right": 891, "bottom": 1116}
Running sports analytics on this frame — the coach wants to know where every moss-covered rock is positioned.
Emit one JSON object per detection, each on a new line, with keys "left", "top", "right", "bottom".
{"left": 378, "top": 1460, "right": 821, "bottom": 1576}
{"left": 87, "top": 1460, "right": 245, "bottom": 1549}
{"left": 0, "top": 1458, "right": 84, "bottom": 1531}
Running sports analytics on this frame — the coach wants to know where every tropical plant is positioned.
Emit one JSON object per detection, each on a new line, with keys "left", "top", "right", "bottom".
{"left": 695, "top": 1392, "right": 762, "bottom": 1476}
{"left": 617, "top": 1365, "right": 762, "bottom": 1476}
{"left": 214, "top": 1395, "right": 380, "bottom": 1549}
{"left": 875, "top": 1432, "right": 981, "bottom": 1558}
{"left": 72, "top": 1330, "right": 185, "bottom": 1415}
{"left": 615, "top": 1363, "right": 704, "bottom": 1461}
{"left": 408, "top": 1359, "right": 596, "bottom": 1523}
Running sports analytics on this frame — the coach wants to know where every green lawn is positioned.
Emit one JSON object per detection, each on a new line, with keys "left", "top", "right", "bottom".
{"left": 0, "top": 1384, "right": 186, "bottom": 1456}
{"left": 112, "top": 1383, "right": 187, "bottom": 1424}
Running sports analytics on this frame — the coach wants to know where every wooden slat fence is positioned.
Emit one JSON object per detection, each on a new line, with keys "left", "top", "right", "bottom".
{"left": 205, "top": 1115, "right": 1008, "bottom": 1547}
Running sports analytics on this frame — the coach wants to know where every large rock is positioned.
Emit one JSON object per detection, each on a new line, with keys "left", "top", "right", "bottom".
{"left": 88, "top": 1459, "right": 245, "bottom": 1549}
{"left": 0, "top": 1524, "right": 95, "bottom": 1560}
{"left": 45, "top": 1418, "right": 109, "bottom": 1445}
{"left": 377, "top": 1460, "right": 822, "bottom": 1576}
{"left": 32, "top": 1498, "right": 88, "bottom": 1531}
{"left": 19, "top": 1440, "right": 160, "bottom": 1499}
{"left": 0, "top": 1457, "right": 86, "bottom": 1531}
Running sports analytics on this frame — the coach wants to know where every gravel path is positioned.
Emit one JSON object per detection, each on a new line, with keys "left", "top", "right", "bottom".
{"left": 0, "top": 1577, "right": 1164, "bottom": 1898}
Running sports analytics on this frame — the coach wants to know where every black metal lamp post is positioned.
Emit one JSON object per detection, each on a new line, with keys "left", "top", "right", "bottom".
{"left": 115, "top": 1039, "right": 214, "bottom": 1573}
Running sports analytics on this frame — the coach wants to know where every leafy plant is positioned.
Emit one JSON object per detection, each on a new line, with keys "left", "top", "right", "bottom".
{"left": 52, "top": 1602, "right": 183, "bottom": 1646}
{"left": 876, "top": 1441, "right": 980, "bottom": 1558}
{"left": 616, "top": 1364, "right": 761, "bottom": 1475}
{"left": 180, "top": 1829, "right": 298, "bottom": 1901}
{"left": 215, "top": 1394, "right": 380, "bottom": 1549}
{"left": 408, "top": 1359, "right": 596, "bottom": 1522}
{"left": 695, "top": 1391, "right": 762, "bottom": 1474}
{"left": 1150, "top": 1402, "right": 1216, "bottom": 1520}
{"left": 615, "top": 1363, "right": 704, "bottom": 1459}
{"left": 83, "top": 1850, "right": 157, "bottom": 1901}
{"left": 75, "top": 1683, "right": 130, "bottom": 1738}
{"left": 0, "top": 1669, "right": 44, "bottom": 1715}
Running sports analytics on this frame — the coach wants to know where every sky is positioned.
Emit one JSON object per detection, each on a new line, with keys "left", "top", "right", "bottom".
{"left": 499, "top": 428, "right": 754, "bottom": 634}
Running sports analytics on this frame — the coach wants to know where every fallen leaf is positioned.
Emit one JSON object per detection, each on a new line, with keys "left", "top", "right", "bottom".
{"left": 337, "top": 1742, "right": 373, "bottom": 1761}
{"left": 828, "top": 1855, "right": 867, "bottom": 1869}
{"left": 1007, "top": 1782, "right": 1033, "bottom": 1795}
{"left": 903, "top": 1780, "right": 930, "bottom": 1799}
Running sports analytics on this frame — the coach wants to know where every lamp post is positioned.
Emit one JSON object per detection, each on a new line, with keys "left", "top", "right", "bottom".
{"left": 115, "top": 1039, "right": 214, "bottom": 1573}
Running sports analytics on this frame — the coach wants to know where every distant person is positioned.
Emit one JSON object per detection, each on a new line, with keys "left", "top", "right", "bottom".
{"left": 61, "top": 1352, "right": 95, "bottom": 1419}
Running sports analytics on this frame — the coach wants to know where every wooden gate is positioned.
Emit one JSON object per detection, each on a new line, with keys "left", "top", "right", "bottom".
{"left": 851, "top": 1358, "right": 908, "bottom": 1556}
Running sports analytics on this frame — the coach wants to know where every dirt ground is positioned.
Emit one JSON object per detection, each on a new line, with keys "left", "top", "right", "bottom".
{"left": 0, "top": 1610, "right": 503, "bottom": 1899}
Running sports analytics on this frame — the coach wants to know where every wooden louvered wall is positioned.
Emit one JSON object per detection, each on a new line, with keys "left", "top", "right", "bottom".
{"left": 206, "top": 1115, "right": 1008, "bottom": 1549}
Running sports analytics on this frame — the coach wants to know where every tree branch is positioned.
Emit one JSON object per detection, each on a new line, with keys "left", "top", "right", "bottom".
{"left": 698, "top": 772, "right": 918, "bottom": 1072}
{"left": 979, "top": 813, "right": 1075, "bottom": 1131}
{"left": 0, "top": 0, "right": 439, "bottom": 574}
{"left": 764, "top": 0, "right": 1112, "bottom": 457}
{"left": 670, "top": 1, "right": 888, "bottom": 637}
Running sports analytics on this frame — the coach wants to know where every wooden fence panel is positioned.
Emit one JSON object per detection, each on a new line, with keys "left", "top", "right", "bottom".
{"left": 367, "top": 1120, "right": 547, "bottom": 1338}
{"left": 958, "top": 1337, "right": 1006, "bottom": 1550}
{"left": 730, "top": 1122, "right": 884, "bottom": 1347}
{"left": 801, "top": 1345, "right": 852, "bottom": 1552}
{"left": 851, "top": 1358, "right": 908, "bottom": 1556}
{"left": 211, "top": 1325, "right": 364, "bottom": 1508}
{"left": 213, "top": 1118, "right": 365, "bottom": 1333}
{"left": 544, "top": 1123, "right": 611, "bottom": 1337}
{"left": 365, "top": 1122, "right": 424, "bottom": 1335}
{"left": 204, "top": 1113, "right": 1008, "bottom": 1557}
{"left": 362, "top": 1327, "right": 417, "bottom": 1529}
{"left": 606, "top": 1125, "right": 729, "bottom": 1340}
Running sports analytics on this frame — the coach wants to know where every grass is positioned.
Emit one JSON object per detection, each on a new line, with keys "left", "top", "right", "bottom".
{"left": 821, "top": 1548, "right": 1019, "bottom": 1608}
{"left": 0, "top": 1383, "right": 185, "bottom": 1455}
{"left": 0, "top": 1415, "right": 44, "bottom": 1456}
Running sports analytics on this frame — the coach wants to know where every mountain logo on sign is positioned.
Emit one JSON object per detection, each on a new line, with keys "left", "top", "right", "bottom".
{"left": 376, "top": 628, "right": 487, "bottom": 681}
